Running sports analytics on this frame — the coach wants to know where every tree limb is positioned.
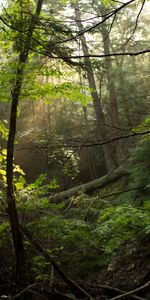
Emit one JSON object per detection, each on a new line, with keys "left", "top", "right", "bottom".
{"left": 50, "top": 0, "right": 136, "bottom": 44}
{"left": 90, "top": 284, "right": 147, "bottom": 300}
{"left": 110, "top": 280, "right": 150, "bottom": 300}
{"left": 11, "top": 283, "right": 38, "bottom": 300}
{"left": 45, "top": 49, "right": 150, "bottom": 59}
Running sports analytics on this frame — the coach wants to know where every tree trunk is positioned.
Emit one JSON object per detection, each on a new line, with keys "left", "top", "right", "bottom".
{"left": 114, "top": 56, "right": 132, "bottom": 128}
{"left": 101, "top": 21, "right": 119, "bottom": 129}
{"left": 7, "top": 65, "right": 27, "bottom": 279}
{"left": 74, "top": 2, "right": 117, "bottom": 172}
{"left": 100, "top": 6, "right": 122, "bottom": 164}
{"left": 6, "top": 0, "right": 43, "bottom": 280}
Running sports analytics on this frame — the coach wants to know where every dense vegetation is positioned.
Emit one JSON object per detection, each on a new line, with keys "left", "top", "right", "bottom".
{"left": 0, "top": 0, "right": 150, "bottom": 299}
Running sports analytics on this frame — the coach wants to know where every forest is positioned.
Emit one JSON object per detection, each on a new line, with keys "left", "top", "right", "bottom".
{"left": 0, "top": 0, "right": 150, "bottom": 299}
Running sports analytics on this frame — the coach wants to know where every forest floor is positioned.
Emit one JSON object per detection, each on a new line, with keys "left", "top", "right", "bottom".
{"left": 98, "top": 236, "right": 150, "bottom": 291}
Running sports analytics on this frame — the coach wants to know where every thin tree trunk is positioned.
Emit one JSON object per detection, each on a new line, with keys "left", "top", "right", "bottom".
{"left": 101, "top": 21, "right": 119, "bottom": 129}
{"left": 6, "top": 0, "right": 43, "bottom": 280}
{"left": 78, "top": 68, "right": 98, "bottom": 180}
{"left": 100, "top": 5, "right": 122, "bottom": 164}
{"left": 114, "top": 56, "right": 132, "bottom": 127}
{"left": 73, "top": 2, "right": 117, "bottom": 172}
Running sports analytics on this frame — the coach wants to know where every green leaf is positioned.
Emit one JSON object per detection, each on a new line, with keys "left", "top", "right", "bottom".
{"left": 13, "top": 165, "right": 25, "bottom": 176}
{"left": 48, "top": 179, "right": 59, "bottom": 189}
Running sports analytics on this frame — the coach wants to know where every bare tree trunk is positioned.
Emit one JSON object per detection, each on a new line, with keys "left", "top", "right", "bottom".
{"left": 6, "top": 0, "right": 43, "bottom": 280}
{"left": 114, "top": 56, "right": 132, "bottom": 127}
{"left": 119, "top": 73, "right": 132, "bottom": 127}
{"left": 74, "top": 2, "right": 117, "bottom": 172}
{"left": 101, "top": 25, "right": 119, "bottom": 128}
{"left": 7, "top": 65, "right": 27, "bottom": 279}
{"left": 100, "top": 5, "right": 122, "bottom": 164}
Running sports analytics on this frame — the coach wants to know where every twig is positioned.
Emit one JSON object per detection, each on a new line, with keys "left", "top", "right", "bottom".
{"left": 11, "top": 283, "right": 38, "bottom": 299}
{"left": 14, "top": 129, "right": 150, "bottom": 150}
{"left": 123, "top": 0, "right": 145, "bottom": 46}
{"left": 97, "top": 184, "right": 146, "bottom": 199}
{"left": 90, "top": 284, "right": 147, "bottom": 300}
{"left": 45, "top": 48, "right": 150, "bottom": 59}
{"left": 109, "top": 280, "right": 150, "bottom": 300}
{"left": 50, "top": 0, "right": 135, "bottom": 44}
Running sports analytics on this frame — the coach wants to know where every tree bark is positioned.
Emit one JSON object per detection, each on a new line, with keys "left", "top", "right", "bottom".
{"left": 6, "top": 0, "right": 43, "bottom": 280}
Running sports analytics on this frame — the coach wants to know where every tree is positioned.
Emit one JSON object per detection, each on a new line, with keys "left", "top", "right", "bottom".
{"left": 5, "top": 0, "right": 44, "bottom": 280}
{"left": 73, "top": 1, "right": 117, "bottom": 172}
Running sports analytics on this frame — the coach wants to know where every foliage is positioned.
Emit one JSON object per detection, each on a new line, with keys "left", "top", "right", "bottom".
{"left": 16, "top": 173, "right": 63, "bottom": 212}
{"left": 24, "top": 79, "right": 92, "bottom": 106}
{"left": 93, "top": 205, "right": 150, "bottom": 255}
{"left": 118, "top": 128, "right": 150, "bottom": 205}
{"left": 0, "top": 121, "right": 9, "bottom": 140}
{"left": 22, "top": 195, "right": 150, "bottom": 277}
{"left": 32, "top": 255, "right": 51, "bottom": 281}
{"left": 0, "top": 222, "right": 10, "bottom": 248}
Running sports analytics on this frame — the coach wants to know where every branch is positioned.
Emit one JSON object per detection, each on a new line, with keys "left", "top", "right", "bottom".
{"left": 51, "top": 9, "right": 116, "bottom": 23}
{"left": 45, "top": 49, "right": 150, "bottom": 60}
{"left": 110, "top": 280, "right": 150, "bottom": 300}
{"left": 66, "top": 130, "right": 150, "bottom": 148}
{"left": 11, "top": 284, "right": 38, "bottom": 299}
{"left": 14, "top": 130, "right": 150, "bottom": 150}
{"left": 89, "top": 283, "right": 147, "bottom": 300}
{"left": 123, "top": 0, "right": 145, "bottom": 46}
{"left": 97, "top": 185, "right": 146, "bottom": 200}
{"left": 0, "top": 6, "right": 28, "bottom": 34}
{"left": 49, "top": 0, "right": 135, "bottom": 45}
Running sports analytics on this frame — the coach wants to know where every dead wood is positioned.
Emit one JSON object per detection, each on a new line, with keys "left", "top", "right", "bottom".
{"left": 11, "top": 283, "right": 38, "bottom": 299}
{"left": 109, "top": 280, "right": 150, "bottom": 300}
{"left": 50, "top": 167, "right": 128, "bottom": 202}
{"left": 90, "top": 284, "right": 147, "bottom": 300}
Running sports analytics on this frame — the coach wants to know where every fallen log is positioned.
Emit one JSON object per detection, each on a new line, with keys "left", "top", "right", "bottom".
{"left": 49, "top": 168, "right": 129, "bottom": 202}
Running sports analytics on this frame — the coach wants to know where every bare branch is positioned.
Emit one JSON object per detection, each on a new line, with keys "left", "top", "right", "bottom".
{"left": 90, "top": 284, "right": 147, "bottom": 300}
{"left": 14, "top": 130, "right": 150, "bottom": 150}
{"left": 110, "top": 280, "right": 150, "bottom": 300}
{"left": 11, "top": 284, "right": 38, "bottom": 300}
{"left": 98, "top": 185, "right": 146, "bottom": 200}
{"left": 49, "top": 0, "right": 136, "bottom": 45}
{"left": 123, "top": 0, "right": 145, "bottom": 46}
{"left": 44, "top": 48, "right": 150, "bottom": 60}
